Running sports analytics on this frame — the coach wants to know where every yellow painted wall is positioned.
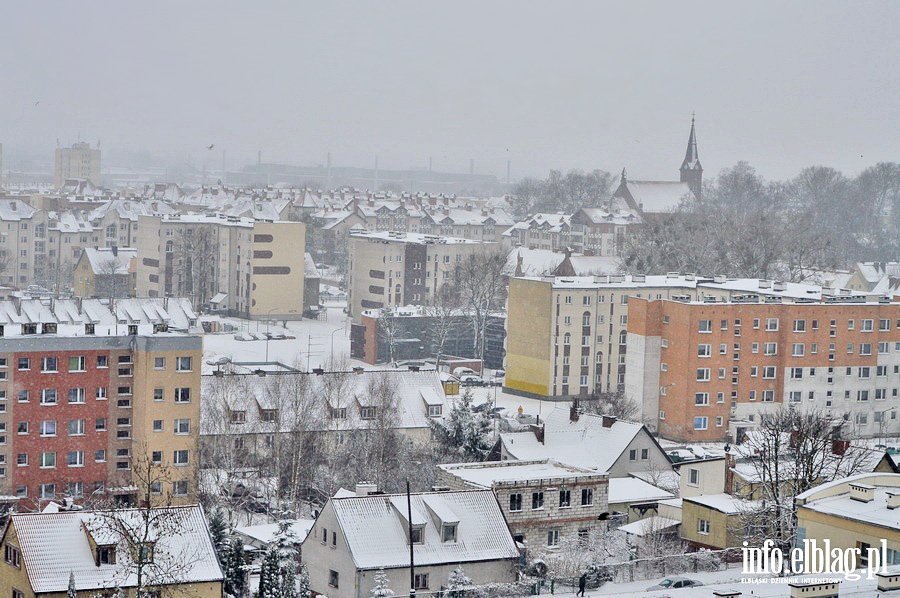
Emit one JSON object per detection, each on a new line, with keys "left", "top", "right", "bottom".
{"left": 132, "top": 340, "right": 203, "bottom": 505}
{"left": 798, "top": 506, "right": 900, "bottom": 568}
{"left": 505, "top": 278, "right": 553, "bottom": 396}
{"left": 249, "top": 221, "right": 306, "bottom": 320}
{"left": 680, "top": 500, "right": 740, "bottom": 549}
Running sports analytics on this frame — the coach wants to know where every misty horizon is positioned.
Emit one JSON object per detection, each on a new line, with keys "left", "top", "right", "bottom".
{"left": 1, "top": 1, "right": 898, "bottom": 184}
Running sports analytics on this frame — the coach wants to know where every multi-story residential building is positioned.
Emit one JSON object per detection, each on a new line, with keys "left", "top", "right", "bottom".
{"left": 54, "top": 142, "right": 101, "bottom": 188}
{"left": 136, "top": 214, "right": 307, "bottom": 320}
{"left": 0, "top": 297, "right": 202, "bottom": 510}
{"left": 503, "top": 213, "right": 573, "bottom": 251}
{"left": 505, "top": 274, "right": 889, "bottom": 404}
{"left": 505, "top": 209, "right": 642, "bottom": 257}
{"left": 505, "top": 274, "right": 709, "bottom": 399}
{"left": 625, "top": 293, "right": 900, "bottom": 442}
{"left": 0, "top": 199, "right": 39, "bottom": 289}
{"left": 436, "top": 459, "right": 608, "bottom": 547}
{"left": 347, "top": 231, "right": 490, "bottom": 321}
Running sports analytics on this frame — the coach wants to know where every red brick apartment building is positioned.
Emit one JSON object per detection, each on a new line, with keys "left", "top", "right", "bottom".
{"left": 0, "top": 298, "right": 202, "bottom": 510}
{"left": 626, "top": 297, "right": 900, "bottom": 442}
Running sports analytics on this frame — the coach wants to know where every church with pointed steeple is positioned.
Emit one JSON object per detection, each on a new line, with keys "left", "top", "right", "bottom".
{"left": 611, "top": 117, "right": 703, "bottom": 215}
{"left": 679, "top": 115, "right": 703, "bottom": 200}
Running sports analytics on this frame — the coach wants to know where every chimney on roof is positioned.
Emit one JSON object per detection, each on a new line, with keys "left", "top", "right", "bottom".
{"left": 601, "top": 415, "right": 617, "bottom": 428}
{"left": 111, "top": 245, "right": 118, "bottom": 257}
{"left": 356, "top": 482, "right": 378, "bottom": 497}
{"left": 849, "top": 483, "right": 875, "bottom": 503}
{"left": 886, "top": 491, "right": 900, "bottom": 510}
{"left": 531, "top": 424, "right": 545, "bottom": 445}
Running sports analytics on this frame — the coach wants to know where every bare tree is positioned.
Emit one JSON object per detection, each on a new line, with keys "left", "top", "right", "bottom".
{"left": 89, "top": 449, "right": 205, "bottom": 597}
{"left": 376, "top": 308, "right": 401, "bottom": 366}
{"left": 583, "top": 390, "right": 641, "bottom": 422}
{"left": 424, "top": 286, "right": 458, "bottom": 369}
{"left": 452, "top": 248, "right": 508, "bottom": 368}
{"left": 173, "top": 225, "right": 218, "bottom": 306}
{"left": 732, "top": 407, "right": 870, "bottom": 561}
{"left": 95, "top": 256, "right": 129, "bottom": 299}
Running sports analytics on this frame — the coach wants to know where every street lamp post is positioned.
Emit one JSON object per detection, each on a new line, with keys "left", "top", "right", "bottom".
{"left": 329, "top": 324, "right": 346, "bottom": 367}
{"left": 264, "top": 307, "right": 280, "bottom": 363}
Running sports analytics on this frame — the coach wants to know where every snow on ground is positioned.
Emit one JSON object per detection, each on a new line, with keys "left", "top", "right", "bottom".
{"left": 201, "top": 306, "right": 358, "bottom": 372}
{"left": 549, "top": 567, "right": 883, "bottom": 597}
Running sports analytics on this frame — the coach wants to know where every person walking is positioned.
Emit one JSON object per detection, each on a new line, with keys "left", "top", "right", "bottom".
{"left": 576, "top": 572, "right": 587, "bottom": 596}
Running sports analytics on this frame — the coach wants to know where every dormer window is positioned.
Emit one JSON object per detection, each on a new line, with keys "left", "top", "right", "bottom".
{"left": 261, "top": 409, "right": 278, "bottom": 423}
{"left": 96, "top": 545, "right": 117, "bottom": 565}
{"left": 442, "top": 523, "right": 457, "bottom": 542}
{"left": 409, "top": 526, "right": 424, "bottom": 544}
{"left": 230, "top": 410, "right": 246, "bottom": 424}
{"left": 360, "top": 406, "right": 377, "bottom": 420}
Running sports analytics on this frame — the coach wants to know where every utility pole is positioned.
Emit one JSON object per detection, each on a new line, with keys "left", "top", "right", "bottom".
{"left": 407, "top": 480, "right": 416, "bottom": 597}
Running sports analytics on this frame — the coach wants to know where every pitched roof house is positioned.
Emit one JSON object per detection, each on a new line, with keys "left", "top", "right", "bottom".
{"left": 0, "top": 505, "right": 223, "bottom": 597}
{"left": 301, "top": 489, "right": 519, "bottom": 598}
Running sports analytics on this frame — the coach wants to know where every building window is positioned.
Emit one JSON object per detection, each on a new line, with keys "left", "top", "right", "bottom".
{"left": 97, "top": 546, "right": 116, "bottom": 565}
{"left": 695, "top": 393, "right": 710, "bottom": 406}
{"left": 154, "top": 357, "right": 166, "bottom": 369}
{"left": 153, "top": 420, "right": 163, "bottom": 432}
{"left": 559, "top": 488, "right": 571, "bottom": 508}
{"left": 688, "top": 468, "right": 699, "bottom": 486}
{"left": 698, "top": 320, "right": 712, "bottom": 333}
{"left": 698, "top": 344, "right": 711, "bottom": 358}
{"left": 509, "top": 493, "right": 522, "bottom": 512}
{"left": 67, "top": 419, "right": 85, "bottom": 436}
{"left": 175, "top": 356, "right": 193, "bottom": 371}
{"left": 175, "top": 418, "right": 191, "bottom": 434}
{"left": 698, "top": 519, "right": 710, "bottom": 535}
{"left": 174, "top": 388, "right": 191, "bottom": 403}
{"left": 329, "top": 570, "right": 339, "bottom": 589}
{"left": 173, "top": 450, "right": 189, "bottom": 466}
{"left": 68, "top": 356, "right": 86, "bottom": 372}
{"left": 442, "top": 524, "right": 457, "bottom": 542}
{"left": 765, "top": 318, "right": 779, "bottom": 331}
{"left": 693, "top": 417, "right": 708, "bottom": 431}
{"left": 5, "top": 544, "right": 21, "bottom": 567}
{"left": 40, "top": 420, "right": 56, "bottom": 437}
{"left": 547, "top": 529, "right": 560, "bottom": 547}
{"left": 532, "top": 491, "right": 544, "bottom": 510}
{"left": 696, "top": 368, "right": 710, "bottom": 382}
{"left": 40, "top": 452, "right": 56, "bottom": 468}
{"left": 41, "top": 389, "right": 58, "bottom": 405}
{"left": 414, "top": 573, "right": 430, "bottom": 590}
{"left": 40, "top": 357, "right": 58, "bottom": 372}
{"left": 581, "top": 488, "right": 593, "bottom": 506}
{"left": 67, "top": 451, "right": 84, "bottom": 467}
{"left": 173, "top": 480, "right": 188, "bottom": 496}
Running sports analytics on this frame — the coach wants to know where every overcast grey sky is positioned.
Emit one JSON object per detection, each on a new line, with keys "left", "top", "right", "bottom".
{"left": 1, "top": 1, "right": 897, "bottom": 182}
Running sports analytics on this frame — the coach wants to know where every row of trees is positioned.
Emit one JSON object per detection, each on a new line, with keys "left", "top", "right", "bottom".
{"left": 514, "top": 162, "right": 900, "bottom": 275}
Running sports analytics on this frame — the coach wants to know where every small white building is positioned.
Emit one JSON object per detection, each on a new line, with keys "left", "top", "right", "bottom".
{"left": 301, "top": 489, "right": 519, "bottom": 598}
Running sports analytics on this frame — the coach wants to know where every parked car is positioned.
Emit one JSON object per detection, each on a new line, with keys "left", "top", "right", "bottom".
{"left": 460, "top": 375, "right": 485, "bottom": 386}
{"left": 646, "top": 577, "right": 704, "bottom": 591}
{"left": 491, "top": 369, "right": 506, "bottom": 379}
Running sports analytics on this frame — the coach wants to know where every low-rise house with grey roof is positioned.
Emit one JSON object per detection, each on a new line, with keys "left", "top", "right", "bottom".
{"left": 0, "top": 504, "right": 223, "bottom": 597}
{"left": 301, "top": 489, "right": 519, "bottom": 598}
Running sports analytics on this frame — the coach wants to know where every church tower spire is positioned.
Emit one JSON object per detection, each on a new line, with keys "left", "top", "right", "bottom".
{"left": 680, "top": 114, "right": 702, "bottom": 200}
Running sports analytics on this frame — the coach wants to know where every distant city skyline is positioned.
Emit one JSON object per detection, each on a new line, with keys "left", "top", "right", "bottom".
{"left": 1, "top": 1, "right": 897, "bottom": 184}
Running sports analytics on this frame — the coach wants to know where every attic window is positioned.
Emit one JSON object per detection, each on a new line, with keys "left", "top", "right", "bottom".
{"left": 409, "top": 525, "right": 425, "bottom": 544}
{"left": 261, "top": 409, "right": 278, "bottom": 423}
{"left": 442, "top": 523, "right": 457, "bottom": 542}
{"left": 360, "top": 406, "right": 377, "bottom": 420}
{"left": 231, "top": 411, "right": 246, "bottom": 424}
{"left": 96, "top": 545, "right": 117, "bottom": 565}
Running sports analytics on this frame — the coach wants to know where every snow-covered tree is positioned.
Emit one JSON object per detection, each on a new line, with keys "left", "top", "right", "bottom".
{"left": 298, "top": 565, "right": 312, "bottom": 598}
{"left": 68, "top": 571, "right": 77, "bottom": 598}
{"left": 207, "top": 508, "right": 229, "bottom": 560}
{"left": 256, "top": 520, "right": 300, "bottom": 598}
{"left": 432, "top": 390, "right": 492, "bottom": 461}
{"left": 370, "top": 569, "right": 394, "bottom": 598}
{"left": 223, "top": 536, "right": 247, "bottom": 598}
{"left": 447, "top": 566, "right": 478, "bottom": 598}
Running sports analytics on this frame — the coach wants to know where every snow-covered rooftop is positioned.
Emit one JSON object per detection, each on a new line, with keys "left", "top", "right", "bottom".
{"left": 326, "top": 490, "right": 518, "bottom": 570}
{"left": 608, "top": 477, "right": 674, "bottom": 504}
{"left": 682, "top": 493, "right": 758, "bottom": 515}
{"left": 499, "top": 407, "right": 646, "bottom": 473}
{"left": 235, "top": 518, "right": 315, "bottom": 546}
{"left": 81, "top": 247, "right": 136, "bottom": 275}
{"left": 438, "top": 459, "right": 603, "bottom": 488}
{"left": 350, "top": 230, "right": 489, "bottom": 245}
{"left": 617, "top": 515, "right": 680, "bottom": 537}
{"left": 8, "top": 505, "right": 223, "bottom": 594}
